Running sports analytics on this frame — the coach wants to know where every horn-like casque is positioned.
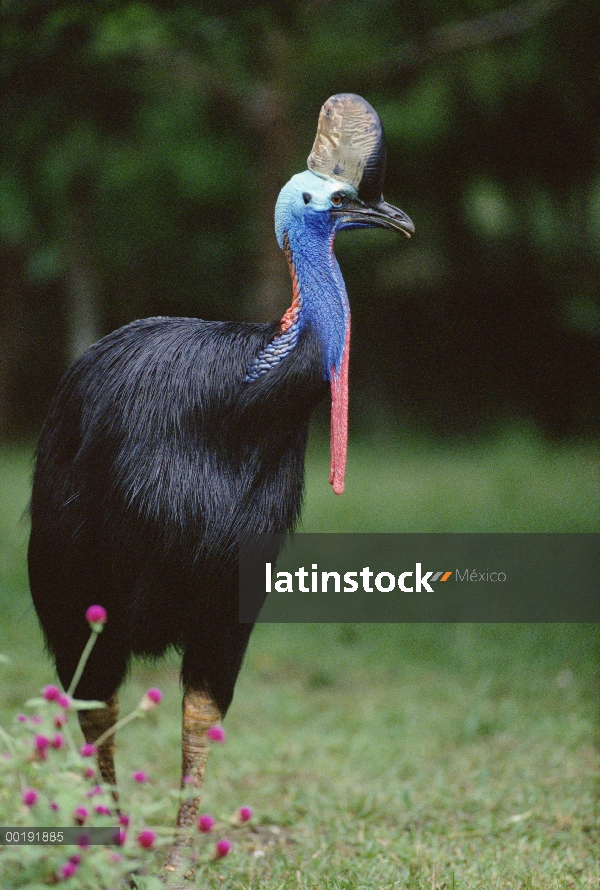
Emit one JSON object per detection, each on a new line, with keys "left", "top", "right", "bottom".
{"left": 307, "top": 93, "right": 387, "bottom": 203}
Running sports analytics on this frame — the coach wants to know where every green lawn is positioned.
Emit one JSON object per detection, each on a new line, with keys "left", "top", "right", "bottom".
{"left": 0, "top": 431, "right": 598, "bottom": 889}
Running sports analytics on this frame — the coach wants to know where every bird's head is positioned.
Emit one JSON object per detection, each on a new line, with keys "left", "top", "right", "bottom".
{"left": 275, "top": 94, "right": 414, "bottom": 248}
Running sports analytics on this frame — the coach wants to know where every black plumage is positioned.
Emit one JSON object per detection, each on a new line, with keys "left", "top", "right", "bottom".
{"left": 29, "top": 316, "right": 326, "bottom": 715}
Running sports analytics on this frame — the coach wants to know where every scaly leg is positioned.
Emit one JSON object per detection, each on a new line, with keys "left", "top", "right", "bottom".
{"left": 163, "top": 687, "right": 221, "bottom": 878}
{"left": 78, "top": 692, "right": 119, "bottom": 794}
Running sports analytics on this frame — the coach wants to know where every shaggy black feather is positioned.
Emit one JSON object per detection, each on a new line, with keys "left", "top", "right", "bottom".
{"left": 28, "top": 317, "right": 327, "bottom": 714}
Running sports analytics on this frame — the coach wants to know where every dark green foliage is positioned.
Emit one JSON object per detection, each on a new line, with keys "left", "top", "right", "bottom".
{"left": 1, "top": 1, "right": 598, "bottom": 437}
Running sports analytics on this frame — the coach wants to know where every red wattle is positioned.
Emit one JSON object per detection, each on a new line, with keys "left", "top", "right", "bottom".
{"left": 330, "top": 320, "right": 350, "bottom": 495}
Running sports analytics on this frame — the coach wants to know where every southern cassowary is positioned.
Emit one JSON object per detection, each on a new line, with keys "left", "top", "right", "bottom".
{"left": 27, "top": 94, "right": 413, "bottom": 870}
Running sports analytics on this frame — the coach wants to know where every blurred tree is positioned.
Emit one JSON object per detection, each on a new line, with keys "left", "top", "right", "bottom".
{"left": 0, "top": 0, "right": 598, "bottom": 437}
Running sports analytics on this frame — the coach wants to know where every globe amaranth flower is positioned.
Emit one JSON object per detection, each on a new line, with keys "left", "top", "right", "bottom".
{"left": 34, "top": 735, "right": 50, "bottom": 758}
{"left": 22, "top": 789, "right": 38, "bottom": 806}
{"left": 138, "top": 687, "right": 163, "bottom": 712}
{"left": 214, "top": 838, "right": 232, "bottom": 859}
{"left": 137, "top": 829, "right": 156, "bottom": 849}
{"left": 206, "top": 725, "right": 226, "bottom": 743}
{"left": 59, "top": 860, "right": 78, "bottom": 879}
{"left": 74, "top": 807, "right": 88, "bottom": 824}
{"left": 85, "top": 605, "right": 107, "bottom": 626}
{"left": 198, "top": 814, "right": 215, "bottom": 833}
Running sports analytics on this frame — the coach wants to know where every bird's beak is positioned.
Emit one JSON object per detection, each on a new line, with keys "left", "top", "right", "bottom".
{"left": 332, "top": 198, "right": 415, "bottom": 237}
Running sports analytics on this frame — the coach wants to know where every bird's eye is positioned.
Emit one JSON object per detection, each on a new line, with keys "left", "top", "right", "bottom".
{"left": 302, "top": 192, "right": 311, "bottom": 205}
{"left": 331, "top": 193, "right": 344, "bottom": 206}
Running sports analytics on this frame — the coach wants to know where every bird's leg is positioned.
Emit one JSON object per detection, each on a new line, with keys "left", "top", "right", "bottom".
{"left": 163, "top": 687, "right": 221, "bottom": 877}
{"left": 78, "top": 692, "right": 119, "bottom": 798}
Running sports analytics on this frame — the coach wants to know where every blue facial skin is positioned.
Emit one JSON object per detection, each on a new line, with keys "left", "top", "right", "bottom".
{"left": 274, "top": 170, "right": 359, "bottom": 380}
{"left": 274, "top": 170, "right": 362, "bottom": 248}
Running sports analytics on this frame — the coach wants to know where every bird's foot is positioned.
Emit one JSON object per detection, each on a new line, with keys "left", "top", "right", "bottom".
{"left": 161, "top": 835, "right": 196, "bottom": 887}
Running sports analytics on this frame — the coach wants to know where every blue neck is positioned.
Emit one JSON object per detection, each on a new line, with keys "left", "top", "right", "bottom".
{"left": 245, "top": 170, "right": 351, "bottom": 384}
{"left": 285, "top": 219, "right": 349, "bottom": 380}
{"left": 245, "top": 221, "right": 349, "bottom": 384}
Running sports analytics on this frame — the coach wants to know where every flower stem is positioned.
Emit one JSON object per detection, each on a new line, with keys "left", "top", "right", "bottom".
{"left": 94, "top": 709, "right": 141, "bottom": 748}
{"left": 61, "top": 719, "right": 77, "bottom": 753}
{"left": 0, "top": 724, "right": 16, "bottom": 756}
{"left": 67, "top": 630, "right": 98, "bottom": 697}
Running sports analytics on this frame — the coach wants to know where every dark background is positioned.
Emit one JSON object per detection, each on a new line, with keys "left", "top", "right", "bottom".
{"left": 1, "top": 0, "right": 599, "bottom": 440}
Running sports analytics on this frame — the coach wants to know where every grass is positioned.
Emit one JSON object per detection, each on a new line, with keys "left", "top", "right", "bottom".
{"left": 0, "top": 429, "right": 598, "bottom": 889}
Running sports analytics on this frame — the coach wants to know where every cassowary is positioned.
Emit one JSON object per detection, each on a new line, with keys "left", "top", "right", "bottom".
{"left": 28, "top": 94, "right": 413, "bottom": 871}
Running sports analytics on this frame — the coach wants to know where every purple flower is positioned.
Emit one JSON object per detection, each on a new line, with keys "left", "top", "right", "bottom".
{"left": 80, "top": 743, "right": 96, "bottom": 757}
{"left": 54, "top": 712, "right": 67, "bottom": 728}
{"left": 83, "top": 766, "right": 95, "bottom": 779}
{"left": 118, "top": 813, "right": 130, "bottom": 828}
{"left": 22, "top": 788, "right": 38, "bottom": 807}
{"left": 115, "top": 828, "right": 127, "bottom": 846}
{"left": 214, "top": 838, "right": 232, "bottom": 859}
{"left": 198, "top": 814, "right": 215, "bottom": 833}
{"left": 85, "top": 785, "right": 102, "bottom": 797}
{"left": 68, "top": 854, "right": 81, "bottom": 865}
{"left": 51, "top": 733, "right": 65, "bottom": 749}
{"left": 85, "top": 605, "right": 107, "bottom": 626}
{"left": 74, "top": 807, "right": 88, "bottom": 824}
{"left": 95, "top": 805, "right": 111, "bottom": 816}
{"left": 16, "top": 714, "right": 27, "bottom": 723}
{"left": 206, "top": 725, "right": 226, "bottom": 743}
{"left": 132, "top": 770, "right": 148, "bottom": 783}
{"left": 43, "top": 684, "right": 61, "bottom": 701}
{"left": 137, "top": 829, "right": 156, "bottom": 849}
{"left": 238, "top": 806, "right": 253, "bottom": 823}
{"left": 77, "top": 834, "right": 90, "bottom": 849}
{"left": 138, "top": 687, "right": 163, "bottom": 711}
{"left": 50, "top": 801, "right": 59, "bottom": 812}
{"left": 59, "top": 860, "right": 78, "bottom": 879}
{"left": 35, "top": 735, "right": 50, "bottom": 758}
{"left": 30, "top": 714, "right": 42, "bottom": 725}
{"left": 57, "top": 694, "right": 71, "bottom": 710}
